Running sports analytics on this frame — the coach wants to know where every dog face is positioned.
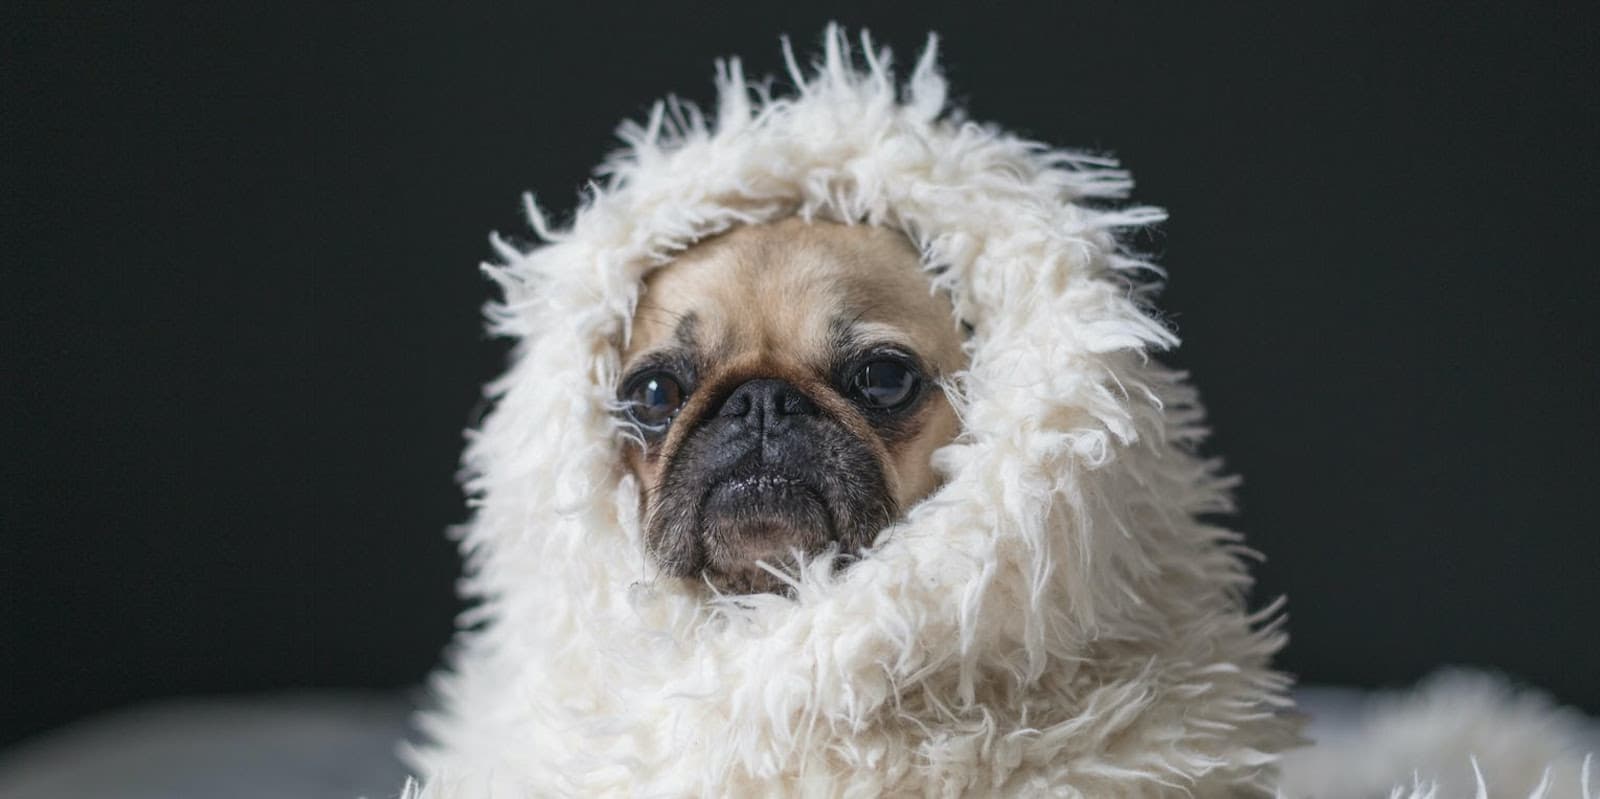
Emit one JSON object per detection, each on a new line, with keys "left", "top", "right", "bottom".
{"left": 618, "top": 218, "right": 966, "bottom": 594}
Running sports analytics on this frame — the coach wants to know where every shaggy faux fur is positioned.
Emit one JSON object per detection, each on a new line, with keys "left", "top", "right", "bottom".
{"left": 403, "top": 27, "right": 1593, "bottom": 798}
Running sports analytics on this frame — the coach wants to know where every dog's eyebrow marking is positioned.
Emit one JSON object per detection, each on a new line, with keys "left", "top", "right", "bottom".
{"left": 829, "top": 310, "right": 915, "bottom": 362}
{"left": 621, "top": 312, "right": 701, "bottom": 391}
{"left": 673, "top": 311, "right": 728, "bottom": 376}
{"left": 828, "top": 310, "right": 871, "bottom": 356}
{"left": 673, "top": 312, "right": 699, "bottom": 352}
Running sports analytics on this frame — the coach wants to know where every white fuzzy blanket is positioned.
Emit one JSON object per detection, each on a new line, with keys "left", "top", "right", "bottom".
{"left": 403, "top": 26, "right": 1595, "bottom": 797}
{"left": 0, "top": 681, "right": 1585, "bottom": 797}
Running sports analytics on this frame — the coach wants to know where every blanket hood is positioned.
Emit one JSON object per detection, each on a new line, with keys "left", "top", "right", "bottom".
{"left": 408, "top": 26, "right": 1295, "bottom": 797}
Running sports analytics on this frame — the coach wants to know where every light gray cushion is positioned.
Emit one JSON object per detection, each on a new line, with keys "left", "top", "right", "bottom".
{"left": 0, "top": 693, "right": 412, "bottom": 799}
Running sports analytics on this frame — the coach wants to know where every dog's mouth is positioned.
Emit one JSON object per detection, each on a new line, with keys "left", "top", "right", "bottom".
{"left": 696, "top": 468, "right": 836, "bottom": 592}
{"left": 702, "top": 471, "right": 830, "bottom": 522}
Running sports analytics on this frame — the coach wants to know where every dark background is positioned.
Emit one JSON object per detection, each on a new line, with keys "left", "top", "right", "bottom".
{"left": 6, "top": 2, "right": 1596, "bottom": 748}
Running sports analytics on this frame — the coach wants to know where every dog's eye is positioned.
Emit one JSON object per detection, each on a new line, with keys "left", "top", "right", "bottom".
{"left": 849, "top": 360, "right": 920, "bottom": 410}
{"left": 624, "top": 372, "right": 686, "bottom": 430}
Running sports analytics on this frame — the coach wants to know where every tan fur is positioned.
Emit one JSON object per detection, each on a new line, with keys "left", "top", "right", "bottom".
{"left": 622, "top": 218, "right": 966, "bottom": 555}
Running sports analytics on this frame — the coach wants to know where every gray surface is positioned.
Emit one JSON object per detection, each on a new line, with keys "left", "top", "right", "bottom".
{"left": 0, "top": 693, "right": 414, "bottom": 799}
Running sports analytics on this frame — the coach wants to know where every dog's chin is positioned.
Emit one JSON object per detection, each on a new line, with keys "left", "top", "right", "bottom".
{"left": 695, "top": 474, "right": 837, "bottom": 594}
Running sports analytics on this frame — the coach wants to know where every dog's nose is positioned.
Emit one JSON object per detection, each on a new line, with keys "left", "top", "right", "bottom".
{"left": 718, "top": 378, "right": 818, "bottom": 424}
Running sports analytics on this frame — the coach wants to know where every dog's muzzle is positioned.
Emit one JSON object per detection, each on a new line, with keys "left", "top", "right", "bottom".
{"left": 649, "top": 377, "right": 894, "bottom": 593}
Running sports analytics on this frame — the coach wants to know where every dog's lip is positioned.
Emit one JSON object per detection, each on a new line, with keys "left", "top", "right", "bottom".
{"left": 716, "top": 472, "right": 805, "bottom": 494}
{"left": 697, "top": 468, "right": 834, "bottom": 533}
{"left": 701, "top": 469, "right": 823, "bottom": 506}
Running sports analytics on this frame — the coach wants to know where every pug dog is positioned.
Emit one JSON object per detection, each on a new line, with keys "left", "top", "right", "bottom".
{"left": 618, "top": 218, "right": 967, "bottom": 594}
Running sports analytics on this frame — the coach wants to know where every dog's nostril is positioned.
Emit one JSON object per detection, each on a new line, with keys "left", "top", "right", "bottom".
{"left": 721, "top": 393, "right": 752, "bottom": 417}
{"left": 778, "top": 389, "right": 816, "bottom": 415}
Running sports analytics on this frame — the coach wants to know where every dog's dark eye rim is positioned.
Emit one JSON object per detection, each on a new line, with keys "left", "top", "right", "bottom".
{"left": 619, "top": 369, "right": 689, "bottom": 431}
{"left": 843, "top": 351, "right": 926, "bottom": 412}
